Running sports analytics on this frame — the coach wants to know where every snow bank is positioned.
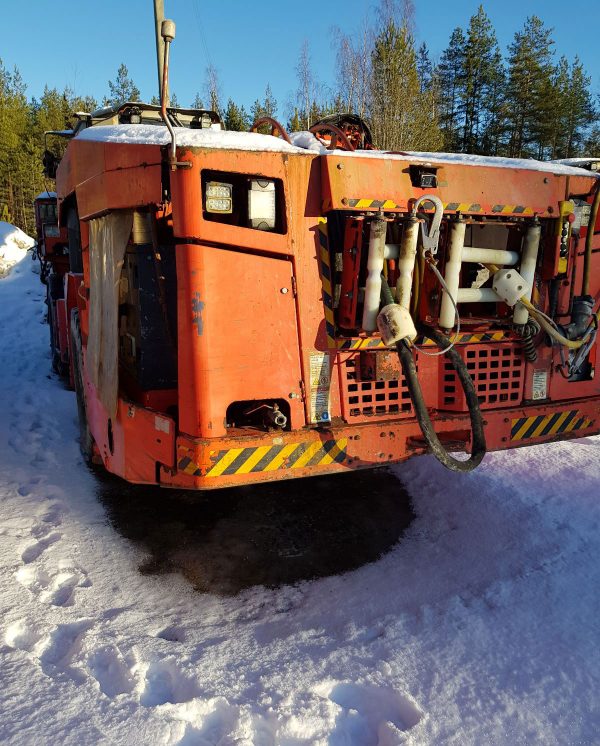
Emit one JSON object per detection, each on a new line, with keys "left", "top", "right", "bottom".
{"left": 0, "top": 222, "right": 34, "bottom": 277}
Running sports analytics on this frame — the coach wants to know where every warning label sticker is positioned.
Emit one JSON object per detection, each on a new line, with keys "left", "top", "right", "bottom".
{"left": 309, "top": 352, "right": 331, "bottom": 423}
{"left": 532, "top": 370, "right": 548, "bottom": 400}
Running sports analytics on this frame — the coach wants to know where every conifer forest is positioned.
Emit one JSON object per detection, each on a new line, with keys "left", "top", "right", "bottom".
{"left": 1, "top": 4, "right": 598, "bottom": 232}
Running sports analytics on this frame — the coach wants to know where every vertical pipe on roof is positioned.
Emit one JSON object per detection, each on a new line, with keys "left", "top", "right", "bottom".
{"left": 153, "top": 0, "right": 165, "bottom": 102}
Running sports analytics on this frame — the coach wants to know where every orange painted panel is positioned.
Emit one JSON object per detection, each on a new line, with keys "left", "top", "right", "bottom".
{"left": 175, "top": 243, "right": 304, "bottom": 438}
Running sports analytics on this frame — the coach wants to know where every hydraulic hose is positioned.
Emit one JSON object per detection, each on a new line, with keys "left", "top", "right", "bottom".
{"left": 396, "top": 324, "right": 486, "bottom": 472}
{"left": 485, "top": 263, "right": 600, "bottom": 351}
{"left": 519, "top": 297, "right": 598, "bottom": 350}
{"left": 582, "top": 183, "right": 600, "bottom": 296}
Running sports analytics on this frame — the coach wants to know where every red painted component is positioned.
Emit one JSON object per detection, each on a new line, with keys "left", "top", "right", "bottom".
{"left": 440, "top": 344, "right": 524, "bottom": 411}
{"left": 338, "top": 352, "right": 414, "bottom": 422}
{"left": 38, "top": 112, "right": 600, "bottom": 490}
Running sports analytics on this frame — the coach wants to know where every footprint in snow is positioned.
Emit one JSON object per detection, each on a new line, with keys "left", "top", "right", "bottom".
{"left": 5, "top": 619, "right": 46, "bottom": 652}
{"left": 87, "top": 645, "right": 137, "bottom": 698}
{"left": 16, "top": 560, "right": 91, "bottom": 606}
{"left": 156, "top": 624, "right": 187, "bottom": 643}
{"left": 38, "top": 619, "right": 94, "bottom": 683}
{"left": 140, "top": 659, "right": 201, "bottom": 707}
{"left": 176, "top": 701, "right": 244, "bottom": 746}
{"left": 315, "top": 681, "right": 424, "bottom": 745}
{"left": 21, "top": 532, "right": 61, "bottom": 564}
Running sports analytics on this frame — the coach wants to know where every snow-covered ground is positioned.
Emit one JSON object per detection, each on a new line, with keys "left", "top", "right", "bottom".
{"left": 1, "top": 242, "right": 599, "bottom": 745}
{"left": 0, "top": 222, "right": 35, "bottom": 277}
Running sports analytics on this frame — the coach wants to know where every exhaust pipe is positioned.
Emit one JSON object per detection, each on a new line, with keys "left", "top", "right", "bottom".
{"left": 159, "top": 19, "right": 177, "bottom": 169}
{"left": 153, "top": 0, "right": 165, "bottom": 101}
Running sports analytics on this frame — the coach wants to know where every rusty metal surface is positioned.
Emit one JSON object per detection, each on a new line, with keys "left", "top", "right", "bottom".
{"left": 320, "top": 155, "right": 597, "bottom": 216}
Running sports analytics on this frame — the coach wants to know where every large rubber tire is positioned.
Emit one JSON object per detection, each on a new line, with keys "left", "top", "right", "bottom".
{"left": 66, "top": 206, "right": 83, "bottom": 274}
{"left": 70, "top": 309, "right": 95, "bottom": 464}
{"left": 47, "top": 278, "right": 62, "bottom": 375}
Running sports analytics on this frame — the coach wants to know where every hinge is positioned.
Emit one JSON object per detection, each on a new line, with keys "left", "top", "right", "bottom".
{"left": 291, "top": 275, "right": 297, "bottom": 297}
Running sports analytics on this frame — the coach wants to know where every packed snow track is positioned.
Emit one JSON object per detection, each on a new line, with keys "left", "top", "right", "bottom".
{"left": 0, "top": 250, "right": 599, "bottom": 745}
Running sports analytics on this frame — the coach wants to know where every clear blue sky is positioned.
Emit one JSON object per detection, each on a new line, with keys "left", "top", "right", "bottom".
{"left": 5, "top": 0, "right": 600, "bottom": 117}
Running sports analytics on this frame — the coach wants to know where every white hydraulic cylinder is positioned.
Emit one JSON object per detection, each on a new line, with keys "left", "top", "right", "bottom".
{"left": 395, "top": 217, "right": 419, "bottom": 310}
{"left": 361, "top": 217, "right": 388, "bottom": 332}
{"left": 439, "top": 219, "right": 466, "bottom": 329}
{"left": 461, "top": 246, "right": 519, "bottom": 266}
{"left": 513, "top": 222, "right": 542, "bottom": 325}
{"left": 457, "top": 288, "right": 499, "bottom": 303}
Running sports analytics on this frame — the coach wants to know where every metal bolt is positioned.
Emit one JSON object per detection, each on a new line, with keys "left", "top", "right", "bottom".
{"left": 337, "top": 163, "right": 344, "bottom": 170}
{"left": 280, "top": 287, "right": 288, "bottom": 294}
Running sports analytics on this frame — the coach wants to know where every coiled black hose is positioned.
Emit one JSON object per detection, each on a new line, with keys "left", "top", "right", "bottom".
{"left": 396, "top": 323, "right": 486, "bottom": 472}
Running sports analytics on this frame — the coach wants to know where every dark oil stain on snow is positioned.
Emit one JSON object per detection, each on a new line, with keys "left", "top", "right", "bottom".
{"left": 95, "top": 468, "right": 415, "bottom": 595}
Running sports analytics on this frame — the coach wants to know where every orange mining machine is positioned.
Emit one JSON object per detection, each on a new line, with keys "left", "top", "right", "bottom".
{"left": 39, "top": 19, "right": 600, "bottom": 489}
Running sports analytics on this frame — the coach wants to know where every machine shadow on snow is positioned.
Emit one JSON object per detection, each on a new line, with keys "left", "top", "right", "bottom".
{"left": 95, "top": 468, "right": 415, "bottom": 595}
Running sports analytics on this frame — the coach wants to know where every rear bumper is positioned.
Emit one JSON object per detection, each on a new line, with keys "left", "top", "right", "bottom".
{"left": 160, "top": 397, "right": 600, "bottom": 490}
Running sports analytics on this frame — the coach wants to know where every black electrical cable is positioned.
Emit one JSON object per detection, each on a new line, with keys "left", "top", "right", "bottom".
{"left": 396, "top": 324, "right": 486, "bottom": 472}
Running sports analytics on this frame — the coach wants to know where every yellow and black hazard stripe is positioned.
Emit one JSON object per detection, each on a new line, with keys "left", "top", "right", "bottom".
{"left": 337, "top": 337, "right": 387, "bottom": 350}
{"left": 443, "top": 202, "right": 483, "bottom": 213}
{"left": 178, "top": 438, "right": 348, "bottom": 478}
{"left": 511, "top": 410, "right": 593, "bottom": 442}
{"left": 345, "top": 199, "right": 535, "bottom": 217}
{"left": 318, "top": 218, "right": 337, "bottom": 348}
{"left": 347, "top": 198, "right": 402, "bottom": 210}
{"left": 491, "top": 204, "right": 535, "bottom": 216}
{"left": 421, "top": 331, "right": 509, "bottom": 346}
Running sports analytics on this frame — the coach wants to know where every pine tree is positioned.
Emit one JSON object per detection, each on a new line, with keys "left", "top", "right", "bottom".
{"left": 250, "top": 85, "right": 278, "bottom": 132}
{"left": 437, "top": 28, "right": 466, "bottom": 150}
{"left": 459, "top": 5, "right": 503, "bottom": 153}
{"left": 416, "top": 43, "right": 432, "bottom": 93}
{"left": 224, "top": 99, "right": 251, "bottom": 131}
{"left": 0, "top": 59, "right": 37, "bottom": 232}
{"left": 562, "top": 57, "right": 594, "bottom": 157}
{"left": 191, "top": 92, "right": 203, "bottom": 109}
{"left": 369, "top": 20, "right": 442, "bottom": 151}
{"left": 287, "top": 108, "right": 302, "bottom": 132}
{"left": 506, "top": 16, "right": 555, "bottom": 158}
{"left": 150, "top": 92, "right": 179, "bottom": 107}
{"left": 105, "top": 63, "right": 140, "bottom": 106}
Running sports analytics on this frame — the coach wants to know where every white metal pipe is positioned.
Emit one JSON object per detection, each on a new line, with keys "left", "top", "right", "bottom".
{"left": 440, "top": 219, "right": 466, "bottom": 329}
{"left": 361, "top": 217, "right": 387, "bottom": 331}
{"left": 395, "top": 218, "right": 419, "bottom": 310}
{"left": 461, "top": 246, "right": 519, "bottom": 266}
{"left": 513, "top": 221, "right": 542, "bottom": 325}
{"left": 457, "top": 288, "right": 499, "bottom": 303}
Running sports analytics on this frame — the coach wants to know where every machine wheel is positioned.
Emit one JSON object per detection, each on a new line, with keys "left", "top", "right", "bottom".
{"left": 249, "top": 117, "right": 292, "bottom": 144}
{"left": 70, "top": 309, "right": 95, "bottom": 464}
{"left": 47, "top": 273, "right": 69, "bottom": 377}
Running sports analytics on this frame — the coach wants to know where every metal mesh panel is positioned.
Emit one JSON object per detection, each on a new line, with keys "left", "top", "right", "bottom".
{"left": 340, "top": 354, "right": 414, "bottom": 422}
{"left": 440, "top": 344, "right": 523, "bottom": 411}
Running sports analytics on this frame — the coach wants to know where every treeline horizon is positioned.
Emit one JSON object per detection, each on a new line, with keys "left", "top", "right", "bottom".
{"left": 1, "top": 2, "right": 598, "bottom": 233}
